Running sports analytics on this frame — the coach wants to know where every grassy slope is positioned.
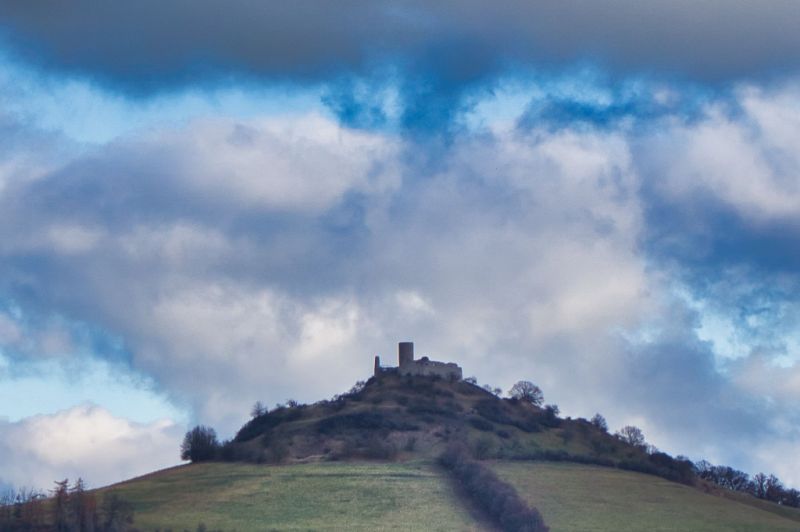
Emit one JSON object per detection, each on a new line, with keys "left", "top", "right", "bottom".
{"left": 102, "top": 460, "right": 800, "bottom": 532}
{"left": 103, "top": 462, "right": 482, "bottom": 531}
{"left": 493, "top": 462, "right": 800, "bottom": 532}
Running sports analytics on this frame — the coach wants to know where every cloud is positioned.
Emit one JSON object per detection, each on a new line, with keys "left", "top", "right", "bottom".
{"left": 1, "top": 79, "right": 800, "bottom": 488}
{"left": 0, "top": 405, "right": 182, "bottom": 490}
{"left": 2, "top": 1, "right": 800, "bottom": 98}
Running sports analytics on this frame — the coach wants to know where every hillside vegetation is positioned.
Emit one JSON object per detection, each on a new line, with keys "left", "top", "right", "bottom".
{"left": 223, "top": 373, "right": 666, "bottom": 475}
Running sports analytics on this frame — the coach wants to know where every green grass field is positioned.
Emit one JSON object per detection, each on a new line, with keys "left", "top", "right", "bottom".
{"left": 100, "top": 460, "right": 800, "bottom": 531}
{"left": 104, "top": 462, "right": 481, "bottom": 531}
{"left": 493, "top": 461, "right": 800, "bottom": 532}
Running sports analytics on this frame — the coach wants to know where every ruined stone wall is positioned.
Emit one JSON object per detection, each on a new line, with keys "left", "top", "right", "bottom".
{"left": 398, "top": 360, "right": 463, "bottom": 380}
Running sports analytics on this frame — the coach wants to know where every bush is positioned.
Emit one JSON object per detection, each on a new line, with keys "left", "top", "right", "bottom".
{"left": 439, "top": 444, "right": 548, "bottom": 532}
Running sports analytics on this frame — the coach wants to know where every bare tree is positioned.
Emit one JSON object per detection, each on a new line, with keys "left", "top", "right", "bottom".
{"left": 508, "top": 381, "right": 544, "bottom": 406}
{"left": 615, "top": 425, "right": 646, "bottom": 448}
{"left": 752, "top": 472, "right": 769, "bottom": 498}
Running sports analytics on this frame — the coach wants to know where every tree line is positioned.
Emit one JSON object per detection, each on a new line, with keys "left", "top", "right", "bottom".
{"left": 695, "top": 461, "right": 800, "bottom": 507}
{"left": 0, "top": 478, "right": 134, "bottom": 531}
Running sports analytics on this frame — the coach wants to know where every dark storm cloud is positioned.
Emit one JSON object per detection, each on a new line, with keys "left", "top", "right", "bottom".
{"left": 1, "top": 0, "right": 800, "bottom": 95}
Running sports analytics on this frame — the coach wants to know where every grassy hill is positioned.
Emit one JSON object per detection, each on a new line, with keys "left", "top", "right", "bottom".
{"left": 83, "top": 373, "right": 800, "bottom": 531}
{"left": 493, "top": 462, "right": 800, "bottom": 532}
{"left": 102, "top": 460, "right": 800, "bottom": 531}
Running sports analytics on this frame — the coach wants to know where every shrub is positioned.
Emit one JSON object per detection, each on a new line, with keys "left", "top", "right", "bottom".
{"left": 439, "top": 444, "right": 548, "bottom": 532}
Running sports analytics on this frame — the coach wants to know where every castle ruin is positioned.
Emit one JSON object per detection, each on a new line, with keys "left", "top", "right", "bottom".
{"left": 374, "top": 341, "right": 463, "bottom": 381}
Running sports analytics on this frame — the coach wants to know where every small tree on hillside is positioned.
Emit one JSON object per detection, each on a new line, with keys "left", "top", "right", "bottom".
{"left": 590, "top": 413, "right": 608, "bottom": 432}
{"left": 180, "top": 425, "right": 219, "bottom": 462}
{"left": 251, "top": 401, "right": 267, "bottom": 418}
{"left": 615, "top": 425, "right": 646, "bottom": 448}
{"left": 508, "top": 380, "right": 544, "bottom": 406}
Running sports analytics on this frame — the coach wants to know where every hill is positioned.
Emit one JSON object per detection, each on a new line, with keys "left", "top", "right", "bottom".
{"left": 96, "top": 372, "right": 800, "bottom": 531}
{"left": 7, "top": 371, "right": 799, "bottom": 530}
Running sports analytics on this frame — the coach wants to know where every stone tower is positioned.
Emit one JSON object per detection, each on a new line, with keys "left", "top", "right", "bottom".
{"left": 398, "top": 341, "right": 414, "bottom": 367}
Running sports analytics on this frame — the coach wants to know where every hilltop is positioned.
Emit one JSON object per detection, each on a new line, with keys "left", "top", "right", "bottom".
{"left": 222, "top": 371, "right": 678, "bottom": 479}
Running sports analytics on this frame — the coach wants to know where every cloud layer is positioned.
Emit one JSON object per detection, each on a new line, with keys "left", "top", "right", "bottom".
{"left": 1, "top": 77, "right": 800, "bottom": 488}
{"left": 2, "top": 0, "right": 800, "bottom": 93}
{"left": 1, "top": 5, "right": 800, "bottom": 490}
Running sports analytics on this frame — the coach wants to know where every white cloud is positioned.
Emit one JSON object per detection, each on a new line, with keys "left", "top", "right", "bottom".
{"left": 2, "top": 87, "right": 800, "bottom": 486}
{"left": 0, "top": 405, "right": 182, "bottom": 490}
{"left": 648, "top": 85, "right": 800, "bottom": 224}
{"left": 154, "top": 113, "right": 401, "bottom": 213}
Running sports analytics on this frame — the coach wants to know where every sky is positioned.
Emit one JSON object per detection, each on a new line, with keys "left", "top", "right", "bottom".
{"left": 1, "top": 1, "right": 799, "bottom": 491}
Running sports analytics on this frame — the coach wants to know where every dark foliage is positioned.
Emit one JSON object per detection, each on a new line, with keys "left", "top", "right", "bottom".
{"left": 508, "top": 381, "right": 544, "bottom": 406}
{"left": 590, "top": 413, "right": 608, "bottom": 432}
{"left": 406, "top": 400, "right": 454, "bottom": 417}
{"left": 618, "top": 454, "right": 695, "bottom": 485}
{"left": 513, "top": 449, "right": 615, "bottom": 468}
{"left": 181, "top": 425, "right": 220, "bottom": 462}
{"left": 0, "top": 479, "right": 135, "bottom": 531}
{"left": 439, "top": 444, "right": 549, "bottom": 532}
{"left": 316, "top": 411, "right": 418, "bottom": 435}
{"left": 695, "top": 460, "right": 800, "bottom": 508}
{"left": 234, "top": 406, "right": 304, "bottom": 442}
{"left": 475, "top": 398, "right": 542, "bottom": 432}
{"left": 512, "top": 449, "right": 694, "bottom": 485}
